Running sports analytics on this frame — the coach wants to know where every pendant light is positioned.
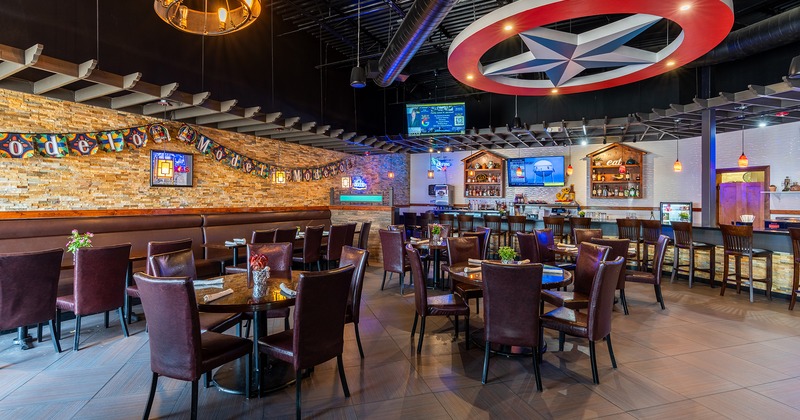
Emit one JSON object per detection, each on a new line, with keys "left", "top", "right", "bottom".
{"left": 514, "top": 146, "right": 523, "bottom": 177}
{"left": 738, "top": 123, "right": 748, "bottom": 167}
{"left": 673, "top": 120, "right": 682, "bottom": 172}
{"left": 467, "top": 149, "right": 476, "bottom": 177}
{"left": 427, "top": 150, "right": 435, "bottom": 179}
{"left": 565, "top": 144, "right": 573, "bottom": 176}
{"left": 512, "top": 96, "right": 522, "bottom": 129}
{"left": 349, "top": 0, "right": 366, "bottom": 88}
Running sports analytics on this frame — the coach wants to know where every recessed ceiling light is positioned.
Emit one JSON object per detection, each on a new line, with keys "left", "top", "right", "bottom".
{"left": 680, "top": 4, "right": 692, "bottom": 11}
{"left": 551, "top": 88, "right": 559, "bottom": 94}
{"left": 504, "top": 24, "right": 513, "bottom": 31}
{"left": 466, "top": 74, "right": 474, "bottom": 80}
{"left": 580, "top": 139, "right": 587, "bottom": 146}
{"left": 758, "top": 121, "right": 767, "bottom": 127}
{"left": 666, "top": 60, "right": 676, "bottom": 66}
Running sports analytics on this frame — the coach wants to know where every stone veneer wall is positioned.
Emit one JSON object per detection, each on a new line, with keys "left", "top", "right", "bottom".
{"left": 330, "top": 207, "right": 393, "bottom": 263}
{"left": 0, "top": 89, "right": 410, "bottom": 211}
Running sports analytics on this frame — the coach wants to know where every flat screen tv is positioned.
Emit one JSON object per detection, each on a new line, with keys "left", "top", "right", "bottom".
{"left": 406, "top": 102, "right": 466, "bottom": 136}
{"left": 150, "top": 150, "right": 193, "bottom": 187}
{"left": 507, "top": 156, "right": 565, "bottom": 187}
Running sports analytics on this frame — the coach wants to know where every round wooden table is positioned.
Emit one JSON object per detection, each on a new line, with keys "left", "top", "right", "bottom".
{"left": 196, "top": 271, "right": 298, "bottom": 396}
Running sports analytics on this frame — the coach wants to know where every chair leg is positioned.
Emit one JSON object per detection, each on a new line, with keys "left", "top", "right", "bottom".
{"left": 37, "top": 323, "right": 43, "bottom": 342}
{"left": 791, "top": 263, "right": 799, "bottom": 310}
{"left": 558, "top": 331, "right": 565, "bottom": 351}
{"left": 381, "top": 271, "right": 387, "bottom": 290}
{"left": 399, "top": 273, "right": 405, "bottom": 296}
{"left": 688, "top": 251, "right": 695, "bottom": 288}
{"left": 354, "top": 322, "right": 365, "bottom": 359}
{"left": 619, "top": 289, "right": 629, "bottom": 315}
{"left": 284, "top": 315, "right": 290, "bottom": 331}
{"left": 56, "top": 308, "right": 62, "bottom": 340}
{"left": 410, "top": 313, "right": 418, "bottom": 337}
{"left": 205, "top": 371, "right": 211, "bottom": 388}
{"left": 73, "top": 315, "right": 82, "bottom": 351}
{"left": 190, "top": 380, "right": 198, "bottom": 420}
{"left": 532, "top": 347, "right": 543, "bottom": 392}
{"left": 465, "top": 316, "right": 470, "bottom": 350}
{"left": 104, "top": 311, "right": 110, "bottom": 328}
{"left": 655, "top": 285, "right": 665, "bottom": 310}
{"left": 417, "top": 316, "right": 426, "bottom": 353}
{"left": 589, "top": 340, "right": 599, "bottom": 384}
{"left": 481, "top": 341, "right": 491, "bottom": 384}
{"left": 720, "top": 255, "right": 729, "bottom": 296}
{"left": 709, "top": 247, "right": 716, "bottom": 288}
{"left": 454, "top": 315, "right": 459, "bottom": 340}
{"left": 670, "top": 247, "right": 679, "bottom": 283}
{"left": 295, "top": 369, "right": 302, "bottom": 420}
{"left": 125, "top": 293, "right": 132, "bottom": 325}
{"left": 143, "top": 372, "right": 158, "bottom": 420}
{"left": 316, "top": 261, "right": 321, "bottom": 271}
{"left": 49, "top": 319, "right": 61, "bottom": 353}
{"left": 604, "top": 334, "right": 618, "bottom": 369}
{"left": 118, "top": 308, "right": 130, "bottom": 337}
{"left": 337, "top": 355, "right": 350, "bottom": 397}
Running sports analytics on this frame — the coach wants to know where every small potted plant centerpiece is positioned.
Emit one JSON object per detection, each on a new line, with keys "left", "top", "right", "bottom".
{"left": 250, "top": 252, "right": 270, "bottom": 298}
{"left": 430, "top": 223, "right": 443, "bottom": 244}
{"left": 497, "top": 246, "right": 517, "bottom": 264}
{"left": 66, "top": 229, "right": 93, "bottom": 263}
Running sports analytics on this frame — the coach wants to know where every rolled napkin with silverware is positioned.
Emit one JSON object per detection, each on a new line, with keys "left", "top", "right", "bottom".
{"left": 279, "top": 282, "right": 297, "bottom": 297}
{"left": 468, "top": 258, "right": 485, "bottom": 266}
{"left": 517, "top": 259, "right": 531, "bottom": 264}
{"left": 193, "top": 278, "right": 224, "bottom": 289}
{"left": 542, "top": 267, "right": 563, "bottom": 274}
{"left": 224, "top": 240, "right": 237, "bottom": 247}
{"left": 203, "top": 288, "right": 233, "bottom": 303}
{"left": 463, "top": 266, "right": 481, "bottom": 273}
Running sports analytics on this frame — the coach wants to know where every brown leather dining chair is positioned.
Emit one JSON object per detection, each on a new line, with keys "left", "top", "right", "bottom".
{"left": 624, "top": 235, "right": 671, "bottom": 310}
{"left": 358, "top": 221, "right": 372, "bottom": 266}
{"left": 574, "top": 228, "right": 603, "bottom": 245}
{"left": 151, "top": 249, "right": 244, "bottom": 335}
{"left": 463, "top": 228, "right": 491, "bottom": 260}
{"left": 0, "top": 248, "right": 64, "bottom": 353}
{"left": 379, "top": 229, "right": 412, "bottom": 295}
{"left": 447, "top": 236, "right": 482, "bottom": 313}
{"left": 251, "top": 229, "right": 277, "bottom": 244}
{"left": 322, "top": 224, "right": 349, "bottom": 270}
{"left": 257, "top": 266, "right": 354, "bottom": 420}
{"left": 542, "top": 242, "right": 610, "bottom": 310}
{"left": 535, "top": 228, "right": 558, "bottom": 266}
{"left": 274, "top": 227, "right": 299, "bottom": 244}
{"left": 640, "top": 220, "right": 662, "bottom": 271}
{"left": 134, "top": 273, "right": 253, "bottom": 420}
{"left": 344, "top": 222, "right": 357, "bottom": 247}
{"left": 292, "top": 225, "right": 324, "bottom": 271}
{"left": 406, "top": 245, "right": 469, "bottom": 353}
{"left": 340, "top": 245, "right": 369, "bottom": 358}
{"left": 57, "top": 243, "right": 132, "bottom": 351}
{"left": 242, "top": 243, "right": 294, "bottom": 334}
{"left": 541, "top": 256, "right": 625, "bottom": 384}
{"left": 590, "top": 238, "right": 631, "bottom": 315}
{"left": 569, "top": 217, "right": 592, "bottom": 243}
{"left": 481, "top": 261, "right": 544, "bottom": 389}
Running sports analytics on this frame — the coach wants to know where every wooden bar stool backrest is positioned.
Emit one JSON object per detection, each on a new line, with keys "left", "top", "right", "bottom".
{"left": 569, "top": 217, "right": 592, "bottom": 231}
{"left": 507, "top": 215, "right": 528, "bottom": 234}
{"left": 720, "top": 224, "right": 754, "bottom": 256}
{"left": 438, "top": 213, "right": 454, "bottom": 227}
{"left": 791, "top": 228, "right": 800, "bottom": 264}
{"left": 574, "top": 228, "right": 603, "bottom": 245}
{"left": 404, "top": 213, "right": 417, "bottom": 226}
{"left": 457, "top": 214, "right": 474, "bottom": 233}
{"left": 544, "top": 216, "right": 565, "bottom": 238}
{"left": 671, "top": 221, "right": 693, "bottom": 247}
{"left": 641, "top": 220, "right": 661, "bottom": 244}
{"left": 484, "top": 215, "right": 503, "bottom": 231}
{"left": 616, "top": 219, "right": 641, "bottom": 241}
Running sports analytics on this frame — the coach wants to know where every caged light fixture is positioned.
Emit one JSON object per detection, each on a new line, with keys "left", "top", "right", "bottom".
{"left": 154, "top": 0, "right": 261, "bottom": 36}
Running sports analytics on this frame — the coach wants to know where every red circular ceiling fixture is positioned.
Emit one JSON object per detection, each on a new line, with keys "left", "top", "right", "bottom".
{"left": 448, "top": 0, "right": 734, "bottom": 96}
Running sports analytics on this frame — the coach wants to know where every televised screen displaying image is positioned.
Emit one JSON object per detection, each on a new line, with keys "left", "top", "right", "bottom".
{"left": 406, "top": 102, "right": 466, "bottom": 136}
{"left": 507, "top": 156, "right": 566, "bottom": 187}
{"left": 150, "top": 150, "right": 193, "bottom": 187}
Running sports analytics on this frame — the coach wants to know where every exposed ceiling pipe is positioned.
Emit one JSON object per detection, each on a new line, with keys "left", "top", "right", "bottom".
{"left": 690, "top": 6, "right": 800, "bottom": 68}
{"left": 373, "top": 0, "right": 457, "bottom": 87}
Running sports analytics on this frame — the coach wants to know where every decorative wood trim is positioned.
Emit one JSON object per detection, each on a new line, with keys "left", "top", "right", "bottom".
{"left": 772, "top": 209, "right": 800, "bottom": 215}
{"left": 0, "top": 206, "right": 331, "bottom": 219}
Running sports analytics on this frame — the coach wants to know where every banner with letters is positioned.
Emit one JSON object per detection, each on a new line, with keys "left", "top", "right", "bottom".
{"left": 0, "top": 123, "right": 354, "bottom": 183}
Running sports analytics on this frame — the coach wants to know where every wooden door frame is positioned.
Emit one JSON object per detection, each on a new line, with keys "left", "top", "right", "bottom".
{"left": 715, "top": 165, "right": 770, "bottom": 227}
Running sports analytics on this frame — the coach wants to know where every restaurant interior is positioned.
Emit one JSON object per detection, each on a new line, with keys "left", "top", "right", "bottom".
{"left": 3, "top": 1, "right": 800, "bottom": 419}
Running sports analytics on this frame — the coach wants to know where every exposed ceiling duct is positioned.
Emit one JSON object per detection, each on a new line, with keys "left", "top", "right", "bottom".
{"left": 691, "top": 6, "right": 800, "bottom": 67}
{"left": 372, "top": 0, "right": 457, "bottom": 87}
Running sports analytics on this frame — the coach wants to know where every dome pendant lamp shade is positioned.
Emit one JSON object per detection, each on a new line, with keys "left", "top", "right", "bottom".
{"left": 350, "top": 66, "right": 366, "bottom": 88}
{"left": 673, "top": 159, "right": 682, "bottom": 172}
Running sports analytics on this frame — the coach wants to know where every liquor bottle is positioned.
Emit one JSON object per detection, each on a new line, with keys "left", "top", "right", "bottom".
{"left": 592, "top": 186, "right": 597, "bottom": 196}
{"left": 591, "top": 169, "right": 597, "bottom": 181}
{"left": 624, "top": 188, "right": 629, "bottom": 197}
{"left": 636, "top": 173, "right": 641, "bottom": 181}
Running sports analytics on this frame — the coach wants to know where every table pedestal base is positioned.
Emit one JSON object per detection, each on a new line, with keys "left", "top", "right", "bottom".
{"left": 213, "top": 357, "right": 298, "bottom": 397}
{"left": 14, "top": 327, "right": 33, "bottom": 350}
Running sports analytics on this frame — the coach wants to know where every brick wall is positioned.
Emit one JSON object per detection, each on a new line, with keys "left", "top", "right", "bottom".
{"left": 0, "top": 89, "right": 409, "bottom": 211}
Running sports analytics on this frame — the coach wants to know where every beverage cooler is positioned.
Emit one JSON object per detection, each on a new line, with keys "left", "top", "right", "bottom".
{"left": 659, "top": 202, "right": 692, "bottom": 225}
{"left": 433, "top": 184, "right": 454, "bottom": 206}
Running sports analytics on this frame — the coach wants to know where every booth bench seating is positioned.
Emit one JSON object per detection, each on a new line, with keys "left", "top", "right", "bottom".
{"left": 0, "top": 210, "right": 332, "bottom": 297}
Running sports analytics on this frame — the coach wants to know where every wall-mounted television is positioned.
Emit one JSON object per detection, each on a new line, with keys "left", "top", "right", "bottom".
{"left": 406, "top": 102, "right": 466, "bottom": 136}
{"left": 150, "top": 150, "right": 193, "bottom": 187}
{"left": 507, "top": 156, "right": 565, "bottom": 187}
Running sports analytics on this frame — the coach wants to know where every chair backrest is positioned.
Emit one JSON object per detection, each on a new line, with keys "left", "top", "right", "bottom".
{"left": 484, "top": 215, "right": 503, "bottom": 231}
{"left": 292, "top": 266, "right": 354, "bottom": 370}
{"left": 133, "top": 273, "right": 202, "bottom": 381}
{"left": 150, "top": 248, "right": 198, "bottom": 280}
{"left": 147, "top": 238, "right": 193, "bottom": 275}
{"left": 357, "top": 221, "right": 372, "bottom": 250}
{"left": 464, "top": 228, "right": 490, "bottom": 259}
{"left": 574, "top": 228, "right": 603, "bottom": 245}
{"left": 544, "top": 216, "right": 565, "bottom": 237}
{"left": 535, "top": 228, "right": 556, "bottom": 263}
{"left": 446, "top": 236, "right": 480, "bottom": 266}
{"left": 641, "top": 220, "right": 662, "bottom": 243}
{"left": 438, "top": 213, "right": 454, "bottom": 226}
{"left": 274, "top": 227, "right": 299, "bottom": 244}
{"left": 790, "top": 227, "right": 800, "bottom": 263}
{"left": 248, "top": 242, "right": 293, "bottom": 272}
{"left": 403, "top": 213, "right": 417, "bottom": 226}
{"left": 589, "top": 238, "right": 629, "bottom": 289}
{"left": 516, "top": 232, "right": 540, "bottom": 263}
{"left": 650, "top": 235, "right": 671, "bottom": 284}
{"left": 344, "top": 223, "right": 357, "bottom": 247}
{"left": 569, "top": 217, "right": 592, "bottom": 231}
{"left": 507, "top": 215, "right": 527, "bottom": 234}
{"left": 0, "top": 248, "right": 64, "bottom": 330}
{"left": 457, "top": 214, "right": 474, "bottom": 232}
{"left": 251, "top": 229, "right": 276, "bottom": 244}
{"left": 406, "top": 244, "right": 429, "bottom": 317}
{"left": 720, "top": 224, "right": 754, "bottom": 256}
{"left": 325, "top": 224, "right": 349, "bottom": 261}
{"left": 482, "top": 261, "right": 544, "bottom": 347}
{"left": 671, "top": 221, "right": 693, "bottom": 247}
{"left": 74, "top": 243, "right": 132, "bottom": 315}
{"left": 379, "top": 229, "right": 406, "bottom": 272}
{"left": 340, "top": 246, "right": 369, "bottom": 323}
{"left": 587, "top": 257, "right": 625, "bottom": 341}
{"left": 616, "top": 219, "right": 641, "bottom": 242}
{"left": 573, "top": 242, "right": 610, "bottom": 295}
{"left": 301, "top": 225, "right": 324, "bottom": 263}
{"left": 387, "top": 224, "right": 407, "bottom": 242}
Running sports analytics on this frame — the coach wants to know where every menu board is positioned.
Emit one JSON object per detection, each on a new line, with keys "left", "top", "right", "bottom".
{"left": 660, "top": 202, "right": 692, "bottom": 225}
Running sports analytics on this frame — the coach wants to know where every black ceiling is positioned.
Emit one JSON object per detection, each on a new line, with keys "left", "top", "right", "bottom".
{"left": 1, "top": 0, "right": 799, "bottom": 153}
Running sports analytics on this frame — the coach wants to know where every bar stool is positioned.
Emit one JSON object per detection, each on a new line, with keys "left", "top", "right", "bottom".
{"left": 404, "top": 212, "right": 420, "bottom": 238}
{"left": 419, "top": 212, "right": 434, "bottom": 238}
{"left": 789, "top": 228, "right": 800, "bottom": 310}
{"left": 569, "top": 217, "right": 592, "bottom": 244}
{"left": 670, "top": 221, "right": 715, "bottom": 288}
{"left": 507, "top": 215, "right": 528, "bottom": 252}
{"left": 456, "top": 214, "right": 474, "bottom": 236}
{"left": 640, "top": 220, "right": 662, "bottom": 272}
{"left": 438, "top": 213, "right": 455, "bottom": 234}
{"left": 483, "top": 215, "right": 507, "bottom": 258}
{"left": 719, "top": 224, "right": 773, "bottom": 302}
{"left": 544, "top": 216, "right": 567, "bottom": 243}
{"left": 616, "top": 219, "right": 642, "bottom": 270}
